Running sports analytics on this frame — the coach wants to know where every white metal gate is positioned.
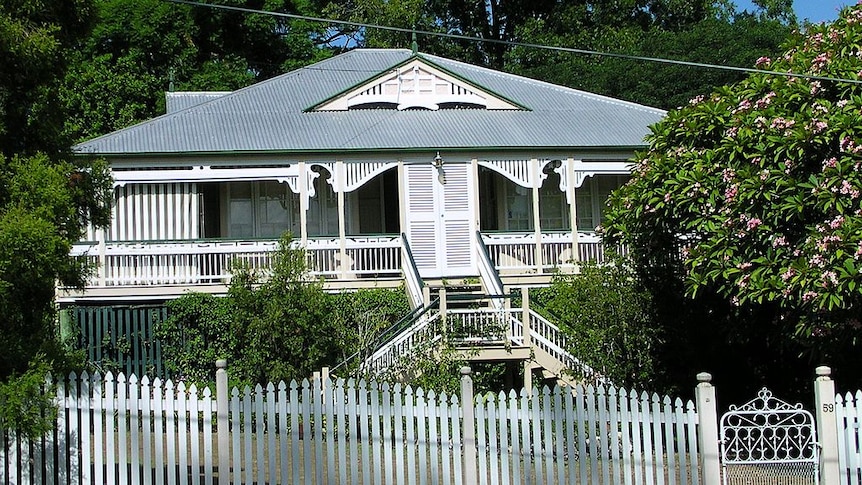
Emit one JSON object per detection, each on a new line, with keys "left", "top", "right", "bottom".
{"left": 720, "top": 387, "right": 819, "bottom": 484}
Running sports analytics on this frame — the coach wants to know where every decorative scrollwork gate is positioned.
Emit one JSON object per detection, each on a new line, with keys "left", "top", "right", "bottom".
{"left": 720, "top": 387, "right": 819, "bottom": 484}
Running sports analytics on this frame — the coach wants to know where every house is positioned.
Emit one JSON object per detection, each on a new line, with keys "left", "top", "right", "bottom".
{"left": 63, "top": 48, "right": 665, "bottom": 383}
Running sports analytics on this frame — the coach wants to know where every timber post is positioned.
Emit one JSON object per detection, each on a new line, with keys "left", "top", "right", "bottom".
{"left": 814, "top": 365, "right": 839, "bottom": 483}
{"left": 461, "top": 366, "right": 477, "bottom": 483}
{"left": 695, "top": 372, "right": 721, "bottom": 485}
{"left": 216, "top": 359, "right": 230, "bottom": 485}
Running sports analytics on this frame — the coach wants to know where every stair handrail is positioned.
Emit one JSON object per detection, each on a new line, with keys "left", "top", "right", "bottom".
{"left": 527, "top": 309, "right": 608, "bottom": 384}
{"left": 365, "top": 311, "right": 442, "bottom": 373}
{"left": 475, "top": 231, "right": 506, "bottom": 310}
{"left": 400, "top": 233, "right": 425, "bottom": 309}
{"left": 329, "top": 297, "right": 439, "bottom": 376}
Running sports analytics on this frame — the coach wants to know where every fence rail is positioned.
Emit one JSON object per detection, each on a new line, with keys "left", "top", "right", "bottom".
{"left": 1, "top": 369, "right": 702, "bottom": 485}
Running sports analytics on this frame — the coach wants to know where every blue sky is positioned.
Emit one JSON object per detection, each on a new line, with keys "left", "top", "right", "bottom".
{"left": 735, "top": 1, "right": 851, "bottom": 23}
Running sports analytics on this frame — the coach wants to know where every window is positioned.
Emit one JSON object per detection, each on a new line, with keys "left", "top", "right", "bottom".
{"left": 539, "top": 169, "right": 569, "bottom": 231}
{"left": 225, "top": 181, "right": 297, "bottom": 238}
{"left": 307, "top": 167, "right": 339, "bottom": 237}
{"left": 576, "top": 175, "right": 628, "bottom": 232}
{"left": 505, "top": 184, "right": 533, "bottom": 231}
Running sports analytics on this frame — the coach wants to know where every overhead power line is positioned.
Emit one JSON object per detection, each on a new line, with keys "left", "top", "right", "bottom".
{"left": 165, "top": 0, "right": 862, "bottom": 86}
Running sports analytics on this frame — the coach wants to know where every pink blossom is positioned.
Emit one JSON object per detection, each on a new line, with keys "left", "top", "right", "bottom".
{"left": 840, "top": 180, "right": 860, "bottom": 198}
{"left": 760, "top": 169, "right": 769, "bottom": 181}
{"left": 725, "top": 126, "right": 739, "bottom": 138}
{"left": 810, "top": 254, "right": 827, "bottom": 267}
{"left": 746, "top": 218, "right": 762, "bottom": 230}
{"left": 688, "top": 95, "right": 705, "bottom": 105}
{"left": 810, "top": 81, "right": 822, "bottom": 95}
{"left": 809, "top": 119, "right": 828, "bottom": 133}
{"left": 822, "top": 271, "right": 839, "bottom": 288}
{"left": 755, "top": 56, "right": 771, "bottom": 67}
{"left": 811, "top": 53, "right": 830, "bottom": 72}
{"left": 738, "top": 262, "right": 753, "bottom": 271}
{"left": 770, "top": 117, "right": 796, "bottom": 130}
{"left": 721, "top": 168, "right": 736, "bottom": 182}
{"left": 755, "top": 92, "right": 776, "bottom": 109}
{"left": 732, "top": 99, "right": 752, "bottom": 114}
{"left": 772, "top": 235, "right": 787, "bottom": 248}
{"left": 841, "top": 136, "right": 856, "bottom": 152}
{"left": 802, "top": 291, "right": 819, "bottom": 302}
{"left": 664, "top": 192, "right": 672, "bottom": 203}
{"left": 822, "top": 157, "right": 838, "bottom": 169}
{"left": 829, "top": 215, "right": 845, "bottom": 229}
{"left": 838, "top": 99, "right": 849, "bottom": 108}
{"left": 781, "top": 268, "right": 795, "bottom": 281}
{"left": 724, "top": 185, "right": 738, "bottom": 201}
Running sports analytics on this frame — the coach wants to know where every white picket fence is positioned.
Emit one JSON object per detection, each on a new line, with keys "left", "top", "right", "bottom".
{"left": 0, "top": 367, "right": 701, "bottom": 485}
{"left": 836, "top": 390, "right": 862, "bottom": 484}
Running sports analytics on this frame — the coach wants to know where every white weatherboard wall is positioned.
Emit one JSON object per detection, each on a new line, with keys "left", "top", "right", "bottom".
{"left": 403, "top": 161, "right": 476, "bottom": 278}
{"left": 107, "top": 183, "right": 200, "bottom": 241}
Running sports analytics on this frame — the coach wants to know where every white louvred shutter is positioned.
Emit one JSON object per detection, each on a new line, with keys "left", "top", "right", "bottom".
{"left": 403, "top": 161, "right": 476, "bottom": 277}
{"left": 404, "top": 164, "right": 439, "bottom": 274}
{"left": 441, "top": 163, "right": 475, "bottom": 273}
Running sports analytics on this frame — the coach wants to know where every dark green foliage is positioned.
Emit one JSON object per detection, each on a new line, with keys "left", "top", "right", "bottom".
{"left": 602, "top": 4, "right": 862, "bottom": 400}
{"left": 62, "top": 0, "right": 335, "bottom": 142}
{"left": 506, "top": 8, "right": 793, "bottom": 110}
{"left": 532, "top": 257, "right": 661, "bottom": 390}
{"left": 0, "top": 0, "right": 113, "bottom": 439}
{"left": 0, "top": 357, "right": 57, "bottom": 441}
{"left": 158, "top": 236, "right": 410, "bottom": 386}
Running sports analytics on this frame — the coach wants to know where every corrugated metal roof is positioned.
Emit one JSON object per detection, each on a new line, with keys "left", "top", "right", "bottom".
{"left": 165, "top": 92, "right": 231, "bottom": 113}
{"left": 74, "top": 49, "right": 666, "bottom": 155}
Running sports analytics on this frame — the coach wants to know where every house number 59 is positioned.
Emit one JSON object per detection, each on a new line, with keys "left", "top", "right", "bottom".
{"left": 823, "top": 403, "right": 835, "bottom": 413}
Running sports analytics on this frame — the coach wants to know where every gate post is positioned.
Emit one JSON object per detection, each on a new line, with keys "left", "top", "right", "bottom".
{"left": 216, "top": 359, "right": 230, "bottom": 485}
{"left": 814, "top": 365, "right": 839, "bottom": 483}
{"left": 461, "top": 366, "right": 477, "bottom": 483}
{"left": 695, "top": 372, "right": 721, "bottom": 485}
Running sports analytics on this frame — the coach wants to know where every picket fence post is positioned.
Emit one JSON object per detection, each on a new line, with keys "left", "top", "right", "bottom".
{"left": 814, "top": 365, "right": 839, "bottom": 483}
{"left": 695, "top": 372, "right": 721, "bottom": 485}
{"left": 216, "top": 359, "right": 230, "bottom": 485}
{"left": 461, "top": 366, "right": 477, "bottom": 483}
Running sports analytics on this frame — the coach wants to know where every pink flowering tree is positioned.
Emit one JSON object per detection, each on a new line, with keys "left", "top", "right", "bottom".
{"left": 605, "top": 3, "right": 862, "bottom": 337}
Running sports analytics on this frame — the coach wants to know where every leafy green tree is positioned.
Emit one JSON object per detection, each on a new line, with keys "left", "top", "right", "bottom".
{"left": 604, "top": 3, "right": 862, "bottom": 394}
{"left": 506, "top": 5, "right": 794, "bottom": 110}
{"left": 158, "top": 236, "right": 410, "bottom": 385}
{"left": 0, "top": 0, "right": 113, "bottom": 436}
{"left": 532, "top": 257, "right": 661, "bottom": 389}
{"left": 62, "top": 0, "right": 335, "bottom": 142}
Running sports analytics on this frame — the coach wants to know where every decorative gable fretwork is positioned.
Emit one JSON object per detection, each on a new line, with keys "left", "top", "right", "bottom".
{"left": 314, "top": 59, "right": 523, "bottom": 111}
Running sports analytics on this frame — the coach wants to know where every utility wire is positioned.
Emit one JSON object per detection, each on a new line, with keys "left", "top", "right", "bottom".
{"left": 165, "top": 0, "right": 862, "bottom": 86}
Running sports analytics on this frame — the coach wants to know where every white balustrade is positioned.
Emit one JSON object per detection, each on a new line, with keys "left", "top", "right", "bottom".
{"left": 70, "top": 235, "right": 402, "bottom": 288}
{"left": 480, "top": 231, "right": 619, "bottom": 273}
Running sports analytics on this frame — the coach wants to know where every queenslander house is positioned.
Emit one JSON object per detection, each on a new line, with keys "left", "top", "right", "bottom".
{"left": 64, "top": 48, "right": 665, "bottom": 385}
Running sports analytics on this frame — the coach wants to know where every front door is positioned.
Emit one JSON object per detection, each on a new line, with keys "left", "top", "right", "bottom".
{"left": 403, "top": 161, "right": 476, "bottom": 278}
